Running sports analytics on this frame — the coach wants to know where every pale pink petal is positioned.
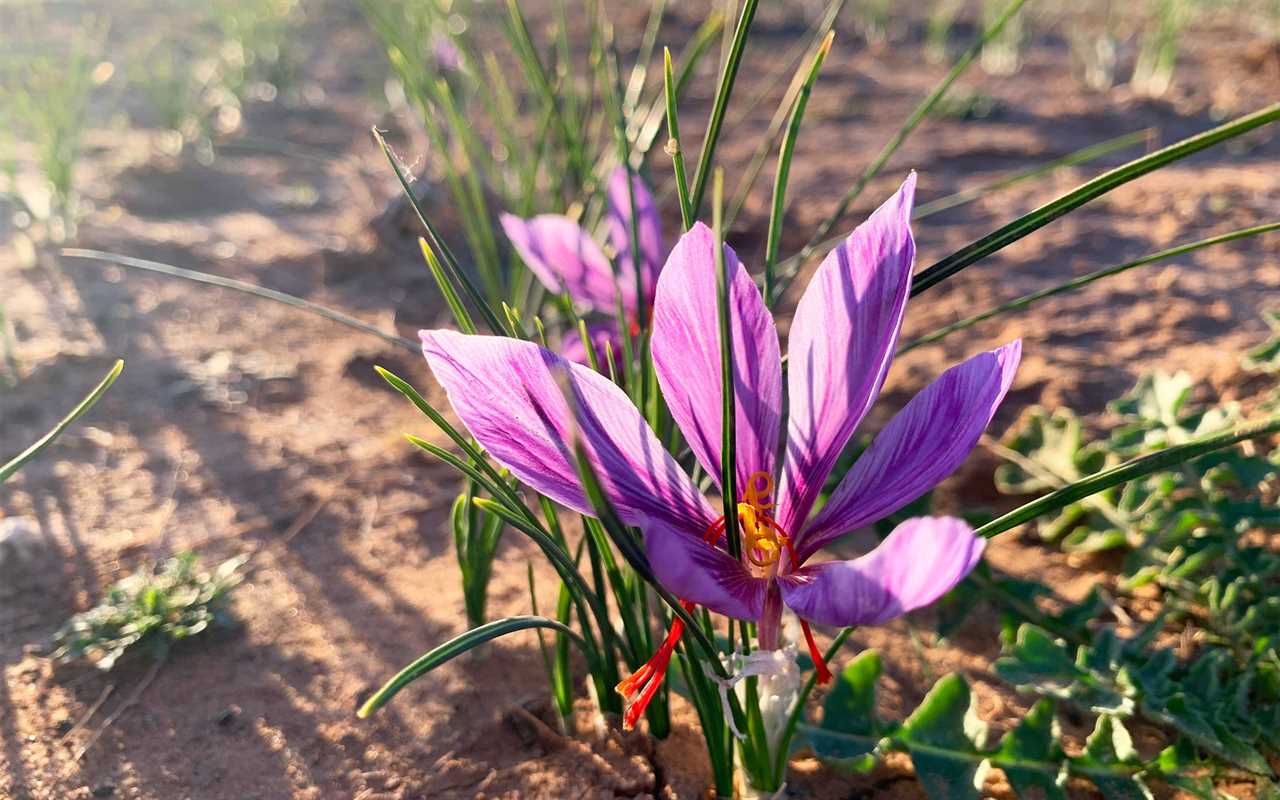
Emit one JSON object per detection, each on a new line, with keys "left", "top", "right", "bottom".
{"left": 500, "top": 213, "right": 630, "bottom": 313}
{"left": 644, "top": 521, "right": 767, "bottom": 620}
{"left": 420, "top": 330, "right": 712, "bottom": 534}
{"left": 606, "top": 166, "right": 664, "bottom": 306}
{"left": 779, "top": 517, "right": 984, "bottom": 627}
{"left": 651, "top": 222, "right": 782, "bottom": 492}
{"left": 795, "top": 340, "right": 1021, "bottom": 561}
{"left": 777, "top": 175, "right": 917, "bottom": 536}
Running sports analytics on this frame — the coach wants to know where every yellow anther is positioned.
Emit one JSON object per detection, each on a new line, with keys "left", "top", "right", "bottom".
{"left": 740, "top": 471, "right": 775, "bottom": 511}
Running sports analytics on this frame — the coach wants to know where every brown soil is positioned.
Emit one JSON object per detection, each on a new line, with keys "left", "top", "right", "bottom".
{"left": 2, "top": 3, "right": 1278, "bottom": 799}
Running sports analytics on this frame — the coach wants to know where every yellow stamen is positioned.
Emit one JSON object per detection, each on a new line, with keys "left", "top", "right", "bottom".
{"left": 737, "top": 471, "right": 789, "bottom": 568}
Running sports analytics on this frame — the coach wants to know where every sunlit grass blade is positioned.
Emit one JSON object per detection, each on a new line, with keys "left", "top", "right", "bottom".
{"left": 420, "top": 238, "right": 476, "bottom": 335}
{"left": 689, "top": 0, "right": 761, "bottom": 218}
{"left": 764, "top": 31, "right": 834, "bottom": 309}
{"left": 372, "top": 128, "right": 508, "bottom": 335}
{"left": 712, "top": 169, "right": 739, "bottom": 561}
{"left": 912, "top": 101, "right": 1280, "bottom": 296}
{"left": 912, "top": 128, "right": 1153, "bottom": 219}
{"left": 780, "top": 0, "right": 1029, "bottom": 281}
{"left": 61, "top": 249, "right": 417, "bottom": 351}
{"left": 975, "top": 415, "right": 1280, "bottom": 540}
{"left": 624, "top": 0, "right": 667, "bottom": 111}
{"left": 1, "top": 358, "right": 122, "bottom": 484}
{"left": 663, "top": 47, "right": 694, "bottom": 230}
{"left": 503, "top": 0, "right": 587, "bottom": 186}
{"left": 899, "top": 221, "right": 1280, "bottom": 353}
{"left": 356, "top": 615, "right": 588, "bottom": 718}
{"left": 726, "top": 0, "right": 845, "bottom": 229}
{"left": 776, "top": 128, "right": 1156, "bottom": 278}
{"left": 630, "top": 13, "right": 723, "bottom": 159}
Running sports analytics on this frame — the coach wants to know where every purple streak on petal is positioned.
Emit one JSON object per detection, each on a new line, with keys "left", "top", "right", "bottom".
{"left": 796, "top": 340, "right": 1021, "bottom": 562}
{"left": 420, "top": 329, "right": 713, "bottom": 535}
{"left": 606, "top": 166, "right": 664, "bottom": 306}
{"left": 779, "top": 516, "right": 984, "bottom": 627}
{"left": 560, "top": 322, "right": 621, "bottom": 369}
{"left": 777, "top": 175, "right": 917, "bottom": 537}
{"left": 644, "top": 520, "right": 767, "bottom": 620}
{"left": 500, "top": 213, "right": 631, "bottom": 313}
{"left": 651, "top": 222, "right": 783, "bottom": 492}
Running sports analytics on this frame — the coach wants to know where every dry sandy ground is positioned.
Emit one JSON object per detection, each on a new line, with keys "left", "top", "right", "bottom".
{"left": 2, "top": 2, "right": 1278, "bottom": 798}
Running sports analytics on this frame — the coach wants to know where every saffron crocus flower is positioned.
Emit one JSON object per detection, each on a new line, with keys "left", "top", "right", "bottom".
{"left": 499, "top": 166, "right": 664, "bottom": 363}
{"left": 421, "top": 174, "right": 1020, "bottom": 729}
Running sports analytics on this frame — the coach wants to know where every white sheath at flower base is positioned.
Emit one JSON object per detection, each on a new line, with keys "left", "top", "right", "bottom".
{"left": 703, "top": 642, "right": 802, "bottom": 800}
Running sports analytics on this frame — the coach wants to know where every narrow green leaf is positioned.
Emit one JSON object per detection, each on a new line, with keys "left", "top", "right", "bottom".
{"left": 901, "top": 222, "right": 1280, "bottom": 353}
{"left": 62, "top": 250, "right": 418, "bottom": 351}
{"left": 688, "top": 0, "right": 760, "bottom": 218}
{"left": 763, "top": 31, "right": 833, "bottom": 308}
{"left": 1, "top": 358, "right": 123, "bottom": 484}
{"left": 912, "top": 102, "right": 1280, "bottom": 296}
{"left": 976, "top": 416, "right": 1280, "bottom": 540}
{"left": 662, "top": 47, "right": 694, "bottom": 230}
{"left": 371, "top": 128, "right": 507, "bottom": 334}
{"left": 357, "top": 615, "right": 587, "bottom": 718}
{"left": 780, "top": 0, "right": 1029, "bottom": 281}
{"left": 712, "top": 168, "right": 739, "bottom": 561}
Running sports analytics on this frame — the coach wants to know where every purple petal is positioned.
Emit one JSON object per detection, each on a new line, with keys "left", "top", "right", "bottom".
{"left": 651, "top": 222, "right": 783, "bottom": 493}
{"left": 420, "top": 330, "right": 713, "bottom": 535}
{"left": 795, "top": 340, "right": 1021, "bottom": 561}
{"left": 559, "top": 322, "right": 622, "bottom": 369}
{"left": 644, "top": 521, "right": 767, "bottom": 620}
{"left": 779, "top": 516, "right": 984, "bottom": 627}
{"left": 500, "top": 213, "right": 629, "bottom": 313}
{"left": 777, "top": 175, "right": 917, "bottom": 536}
{"left": 606, "top": 166, "right": 664, "bottom": 306}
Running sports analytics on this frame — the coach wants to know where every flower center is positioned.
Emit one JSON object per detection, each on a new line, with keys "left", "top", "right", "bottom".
{"left": 708, "top": 471, "right": 796, "bottom": 570}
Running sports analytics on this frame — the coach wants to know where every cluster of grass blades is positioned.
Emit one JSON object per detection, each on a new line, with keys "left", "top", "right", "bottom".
{"left": 50, "top": 1, "right": 1280, "bottom": 796}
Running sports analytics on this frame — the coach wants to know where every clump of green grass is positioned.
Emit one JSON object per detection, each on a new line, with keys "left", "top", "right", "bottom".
{"left": 0, "top": 14, "right": 109, "bottom": 241}
{"left": 53, "top": 552, "right": 248, "bottom": 671}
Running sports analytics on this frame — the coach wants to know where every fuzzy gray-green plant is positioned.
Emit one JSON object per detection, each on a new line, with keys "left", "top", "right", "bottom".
{"left": 52, "top": 552, "right": 248, "bottom": 671}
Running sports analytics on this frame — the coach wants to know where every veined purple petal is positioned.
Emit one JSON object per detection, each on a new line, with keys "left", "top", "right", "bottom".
{"left": 644, "top": 520, "right": 767, "bottom": 620}
{"left": 777, "top": 175, "right": 917, "bottom": 537}
{"left": 651, "top": 222, "right": 783, "bottom": 492}
{"left": 606, "top": 166, "right": 664, "bottom": 305}
{"left": 560, "top": 322, "right": 621, "bottom": 369}
{"left": 779, "top": 516, "right": 984, "bottom": 627}
{"left": 795, "top": 340, "right": 1021, "bottom": 561}
{"left": 420, "top": 330, "right": 713, "bottom": 535}
{"left": 500, "top": 213, "right": 631, "bottom": 313}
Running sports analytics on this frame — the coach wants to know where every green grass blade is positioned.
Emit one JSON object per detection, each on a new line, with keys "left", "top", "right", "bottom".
{"left": 357, "top": 615, "right": 588, "bottom": 718}
{"left": 725, "top": 0, "right": 845, "bottom": 230}
{"left": 419, "top": 238, "right": 476, "bottom": 335}
{"left": 663, "top": 47, "right": 694, "bottom": 230}
{"left": 712, "top": 169, "right": 740, "bottom": 561}
{"left": 912, "top": 128, "right": 1153, "bottom": 219}
{"left": 371, "top": 128, "right": 507, "bottom": 334}
{"left": 912, "top": 101, "right": 1280, "bottom": 296}
{"left": 764, "top": 31, "right": 834, "bottom": 309}
{"left": 688, "top": 0, "right": 761, "bottom": 219}
{"left": 776, "top": 128, "right": 1156, "bottom": 278}
{"left": 61, "top": 249, "right": 417, "bottom": 351}
{"left": 975, "top": 415, "right": 1280, "bottom": 540}
{"left": 781, "top": 0, "right": 1029, "bottom": 281}
{"left": 899, "top": 222, "right": 1280, "bottom": 353}
{"left": 624, "top": 0, "right": 668, "bottom": 111}
{"left": 1, "top": 358, "right": 122, "bottom": 484}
